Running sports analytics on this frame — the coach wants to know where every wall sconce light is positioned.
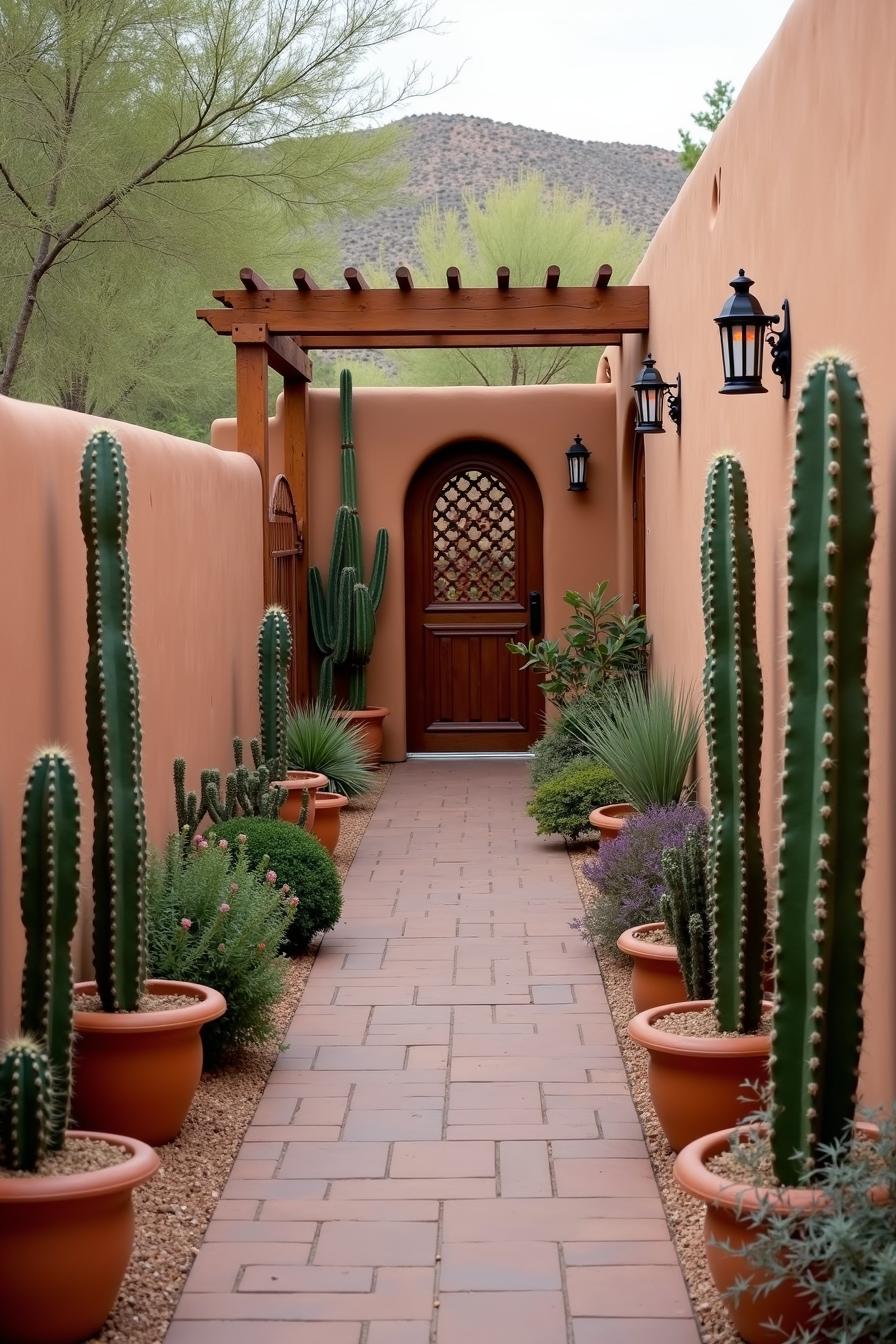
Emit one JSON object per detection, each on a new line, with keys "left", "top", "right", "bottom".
{"left": 715, "top": 269, "right": 791, "bottom": 398}
{"left": 632, "top": 354, "right": 682, "bottom": 435}
{"left": 566, "top": 434, "right": 591, "bottom": 491}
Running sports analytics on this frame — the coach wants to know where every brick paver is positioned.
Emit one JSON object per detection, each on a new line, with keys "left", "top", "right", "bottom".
{"left": 168, "top": 761, "right": 698, "bottom": 1343}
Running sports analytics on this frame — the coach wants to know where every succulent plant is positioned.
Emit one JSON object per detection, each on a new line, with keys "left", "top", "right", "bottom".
{"left": 660, "top": 828, "right": 712, "bottom": 1001}
{"left": 80, "top": 429, "right": 147, "bottom": 1013}
{"left": 0, "top": 1037, "right": 53, "bottom": 1172}
{"left": 258, "top": 605, "right": 292, "bottom": 783}
{"left": 770, "top": 357, "right": 874, "bottom": 1185}
{"left": 701, "top": 453, "right": 766, "bottom": 1034}
{"left": 309, "top": 369, "right": 388, "bottom": 709}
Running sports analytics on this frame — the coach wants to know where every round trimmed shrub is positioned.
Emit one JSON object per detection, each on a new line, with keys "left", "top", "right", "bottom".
{"left": 211, "top": 818, "right": 342, "bottom": 954}
{"left": 530, "top": 729, "right": 591, "bottom": 788}
{"left": 527, "top": 762, "right": 627, "bottom": 840}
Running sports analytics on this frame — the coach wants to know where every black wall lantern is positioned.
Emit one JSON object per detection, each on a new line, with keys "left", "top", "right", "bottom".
{"left": 566, "top": 434, "right": 591, "bottom": 491}
{"left": 715, "top": 269, "right": 791, "bottom": 398}
{"left": 632, "top": 354, "right": 682, "bottom": 435}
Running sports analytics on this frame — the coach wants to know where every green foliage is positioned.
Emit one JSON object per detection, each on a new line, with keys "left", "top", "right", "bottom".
{"left": 285, "top": 700, "right": 374, "bottom": 798}
{"left": 701, "top": 453, "right": 766, "bottom": 1035}
{"left": 660, "top": 828, "right": 712, "bottom": 1001}
{"left": 529, "top": 731, "right": 591, "bottom": 789}
{"left": 210, "top": 819, "right": 342, "bottom": 954}
{"left": 147, "top": 834, "right": 293, "bottom": 1066}
{"left": 258, "top": 607, "right": 293, "bottom": 784}
{"left": 19, "top": 749, "right": 79, "bottom": 1147}
{"left": 508, "top": 583, "right": 650, "bottom": 709}
{"left": 0, "top": 1037, "right": 52, "bottom": 1172}
{"left": 527, "top": 762, "right": 627, "bottom": 841}
{"left": 569, "top": 676, "right": 700, "bottom": 813}
{"left": 80, "top": 430, "right": 147, "bottom": 1013}
{"left": 678, "top": 79, "right": 735, "bottom": 169}
{"left": 309, "top": 370, "right": 389, "bottom": 709}
{"left": 771, "top": 358, "right": 874, "bottom": 1186}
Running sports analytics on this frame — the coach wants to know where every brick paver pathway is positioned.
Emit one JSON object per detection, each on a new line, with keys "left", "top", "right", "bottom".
{"left": 168, "top": 761, "right": 699, "bottom": 1343}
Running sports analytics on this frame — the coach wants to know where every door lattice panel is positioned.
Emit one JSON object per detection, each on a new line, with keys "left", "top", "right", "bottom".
{"left": 432, "top": 468, "right": 517, "bottom": 603}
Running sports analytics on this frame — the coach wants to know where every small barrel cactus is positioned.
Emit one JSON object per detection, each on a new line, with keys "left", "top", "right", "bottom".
{"left": 660, "top": 829, "right": 712, "bottom": 1001}
{"left": 0, "top": 1037, "right": 53, "bottom": 1172}
{"left": 771, "top": 357, "right": 874, "bottom": 1184}
{"left": 258, "top": 605, "right": 292, "bottom": 782}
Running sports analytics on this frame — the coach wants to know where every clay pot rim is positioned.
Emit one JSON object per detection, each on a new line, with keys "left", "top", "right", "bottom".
{"left": 589, "top": 801, "right": 638, "bottom": 831}
{"left": 333, "top": 706, "right": 389, "bottom": 722}
{"left": 73, "top": 979, "right": 227, "bottom": 1034}
{"left": 0, "top": 1130, "right": 159, "bottom": 1205}
{"left": 628, "top": 998, "right": 773, "bottom": 1058}
{"left": 315, "top": 791, "right": 349, "bottom": 809}
{"left": 281, "top": 771, "right": 327, "bottom": 791}
{"left": 617, "top": 921, "right": 677, "bottom": 963}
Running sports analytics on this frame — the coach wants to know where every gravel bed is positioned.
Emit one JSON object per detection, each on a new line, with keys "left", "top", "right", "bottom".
{"left": 4, "top": 1137, "right": 129, "bottom": 1179}
{"left": 88, "top": 767, "right": 392, "bottom": 1344}
{"left": 653, "top": 1007, "right": 774, "bottom": 1039}
{"left": 568, "top": 844, "right": 738, "bottom": 1344}
{"left": 634, "top": 927, "right": 671, "bottom": 945}
{"left": 74, "top": 993, "right": 199, "bottom": 1013}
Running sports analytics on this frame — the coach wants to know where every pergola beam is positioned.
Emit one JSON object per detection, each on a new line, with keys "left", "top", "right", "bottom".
{"left": 293, "top": 267, "right": 319, "bottom": 292}
{"left": 232, "top": 323, "right": 312, "bottom": 382}
{"left": 594, "top": 264, "right": 613, "bottom": 289}
{"left": 544, "top": 265, "right": 560, "bottom": 290}
{"left": 344, "top": 266, "right": 369, "bottom": 292}
{"left": 446, "top": 266, "right": 461, "bottom": 291}
{"left": 396, "top": 265, "right": 414, "bottom": 292}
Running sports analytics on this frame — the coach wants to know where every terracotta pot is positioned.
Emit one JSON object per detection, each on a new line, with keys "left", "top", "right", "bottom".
{"left": 333, "top": 706, "right": 389, "bottom": 766}
{"left": 72, "top": 979, "right": 227, "bottom": 1146}
{"left": 627, "top": 999, "right": 771, "bottom": 1151}
{"left": 278, "top": 770, "right": 327, "bottom": 825}
{"left": 617, "top": 922, "right": 687, "bottom": 1013}
{"left": 589, "top": 801, "right": 638, "bottom": 842}
{"left": 309, "top": 790, "right": 348, "bottom": 854}
{"left": 0, "top": 1131, "right": 159, "bottom": 1344}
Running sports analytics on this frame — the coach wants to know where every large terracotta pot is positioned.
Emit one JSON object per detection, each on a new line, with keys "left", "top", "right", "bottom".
{"left": 627, "top": 999, "right": 771, "bottom": 1151}
{"left": 616, "top": 921, "right": 687, "bottom": 1013}
{"left": 310, "top": 790, "right": 348, "bottom": 854}
{"left": 589, "top": 801, "right": 637, "bottom": 842}
{"left": 0, "top": 1131, "right": 159, "bottom": 1344}
{"left": 278, "top": 769, "right": 327, "bottom": 825}
{"left": 333, "top": 706, "right": 389, "bottom": 766}
{"left": 72, "top": 979, "right": 227, "bottom": 1146}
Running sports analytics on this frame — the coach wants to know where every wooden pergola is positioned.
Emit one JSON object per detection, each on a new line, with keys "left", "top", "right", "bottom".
{"left": 198, "top": 263, "right": 649, "bottom": 697}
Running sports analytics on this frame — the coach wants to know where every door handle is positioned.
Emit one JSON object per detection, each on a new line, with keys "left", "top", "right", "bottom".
{"left": 528, "top": 590, "right": 543, "bottom": 637}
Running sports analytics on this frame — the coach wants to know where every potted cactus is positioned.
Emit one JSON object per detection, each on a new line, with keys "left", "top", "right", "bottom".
{"left": 71, "top": 431, "right": 225, "bottom": 1146}
{"left": 258, "top": 604, "right": 327, "bottom": 823}
{"left": 674, "top": 357, "right": 877, "bottom": 1343}
{"left": 309, "top": 369, "right": 390, "bottom": 762}
{"left": 628, "top": 454, "right": 771, "bottom": 1151}
{"left": 0, "top": 750, "right": 159, "bottom": 1344}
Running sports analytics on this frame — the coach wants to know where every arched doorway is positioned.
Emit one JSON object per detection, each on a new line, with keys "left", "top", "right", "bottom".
{"left": 404, "top": 441, "right": 545, "bottom": 752}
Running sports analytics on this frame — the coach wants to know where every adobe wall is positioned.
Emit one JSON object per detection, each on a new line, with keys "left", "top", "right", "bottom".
{"left": 0, "top": 397, "right": 263, "bottom": 1034}
{"left": 609, "top": 0, "right": 896, "bottom": 1102}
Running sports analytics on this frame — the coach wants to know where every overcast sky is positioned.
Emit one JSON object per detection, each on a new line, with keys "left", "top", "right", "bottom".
{"left": 375, "top": 0, "right": 795, "bottom": 150}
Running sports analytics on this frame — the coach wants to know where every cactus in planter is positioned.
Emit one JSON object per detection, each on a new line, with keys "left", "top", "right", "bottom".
{"left": 308, "top": 369, "right": 388, "bottom": 709}
{"left": 19, "top": 749, "right": 79, "bottom": 1145}
{"left": 0, "top": 1038, "right": 53, "bottom": 1172}
{"left": 258, "top": 605, "right": 292, "bottom": 781}
{"left": 770, "top": 357, "right": 874, "bottom": 1185}
{"left": 701, "top": 454, "right": 766, "bottom": 1034}
{"left": 80, "top": 430, "right": 147, "bottom": 1013}
{"left": 660, "top": 829, "right": 712, "bottom": 1001}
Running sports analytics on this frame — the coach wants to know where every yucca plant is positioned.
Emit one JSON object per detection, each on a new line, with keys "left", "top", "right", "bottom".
{"left": 569, "top": 676, "right": 700, "bottom": 812}
{"left": 285, "top": 699, "right": 374, "bottom": 798}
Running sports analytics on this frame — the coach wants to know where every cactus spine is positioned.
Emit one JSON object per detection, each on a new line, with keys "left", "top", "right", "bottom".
{"left": 770, "top": 357, "right": 874, "bottom": 1185}
{"left": 0, "top": 1038, "right": 52, "bottom": 1172}
{"left": 701, "top": 454, "right": 766, "bottom": 1034}
{"left": 309, "top": 369, "right": 388, "bottom": 709}
{"left": 19, "top": 749, "right": 79, "bottom": 1145}
{"left": 660, "top": 829, "right": 712, "bottom": 1001}
{"left": 80, "top": 429, "right": 147, "bottom": 1013}
{"left": 258, "top": 605, "right": 292, "bottom": 782}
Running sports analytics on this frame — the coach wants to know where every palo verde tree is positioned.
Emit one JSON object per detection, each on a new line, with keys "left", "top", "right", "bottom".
{"left": 677, "top": 79, "right": 735, "bottom": 171}
{"left": 0, "top": 0, "right": 440, "bottom": 402}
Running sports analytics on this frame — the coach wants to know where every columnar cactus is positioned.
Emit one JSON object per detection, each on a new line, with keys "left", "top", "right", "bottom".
{"left": 258, "top": 605, "right": 292, "bottom": 782}
{"left": 80, "top": 429, "right": 147, "bottom": 1013}
{"left": 660, "top": 829, "right": 712, "bottom": 1001}
{"left": 19, "top": 749, "right": 79, "bottom": 1145}
{"left": 309, "top": 369, "right": 388, "bottom": 709}
{"left": 701, "top": 454, "right": 766, "bottom": 1034}
{"left": 770, "top": 357, "right": 874, "bottom": 1184}
{"left": 0, "top": 1038, "right": 52, "bottom": 1172}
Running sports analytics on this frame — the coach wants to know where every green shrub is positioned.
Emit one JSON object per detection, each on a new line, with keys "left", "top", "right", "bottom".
{"left": 527, "top": 762, "right": 627, "bottom": 840}
{"left": 529, "top": 690, "right": 609, "bottom": 787}
{"left": 147, "top": 834, "right": 293, "bottom": 1066}
{"left": 210, "top": 818, "right": 342, "bottom": 954}
{"left": 286, "top": 698, "right": 374, "bottom": 798}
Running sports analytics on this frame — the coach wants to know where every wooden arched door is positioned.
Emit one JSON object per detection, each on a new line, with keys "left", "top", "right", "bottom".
{"left": 405, "top": 442, "right": 544, "bottom": 752}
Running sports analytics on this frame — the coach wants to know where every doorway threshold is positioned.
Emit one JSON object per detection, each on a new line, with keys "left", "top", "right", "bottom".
{"left": 406, "top": 752, "right": 533, "bottom": 760}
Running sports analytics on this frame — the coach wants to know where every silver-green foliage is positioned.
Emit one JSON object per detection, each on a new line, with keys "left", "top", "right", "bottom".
{"left": 285, "top": 699, "right": 374, "bottom": 798}
{"left": 660, "top": 828, "right": 712, "bottom": 1001}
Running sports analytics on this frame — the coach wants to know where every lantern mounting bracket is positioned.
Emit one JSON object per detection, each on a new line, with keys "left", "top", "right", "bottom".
{"left": 766, "top": 298, "right": 791, "bottom": 399}
{"left": 667, "top": 373, "right": 683, "bottom": 434}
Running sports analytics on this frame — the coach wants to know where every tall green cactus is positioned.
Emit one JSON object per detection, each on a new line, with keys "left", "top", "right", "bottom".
{"left": 258, "top": 605, "right": 292, "bottom": 782}
{"left": 660, "top": 829, "right": 712, "bottom": 1001}
{"left": 770, "top": 357, "right": 874, "bottom": 1185}
{"left": 0, "top": 1038, "right": 52, "bottom": 1172}
{"left": 701, "top": 454, "right": 766, "bottom": 1034}
{"left": 80, "top": 429, "right": 147, "bottom": 1013}
{"left": 19, "top": 749, "right": 79, "bottom": 1146}
{"left": 309, "top": 369, "right": 388, "bottom": 710}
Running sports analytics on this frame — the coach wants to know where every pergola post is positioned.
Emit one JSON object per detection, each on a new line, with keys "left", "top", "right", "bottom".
{"left": 233, "top": 324, "right": 272, "bottom": 599}
{"left": 283, "top": 376, "right": 311, "bottom": 701}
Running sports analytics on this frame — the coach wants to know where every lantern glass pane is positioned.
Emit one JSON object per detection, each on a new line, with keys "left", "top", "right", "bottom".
{"left": 721, "top": 328, "right": 733, "bottom": 380}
